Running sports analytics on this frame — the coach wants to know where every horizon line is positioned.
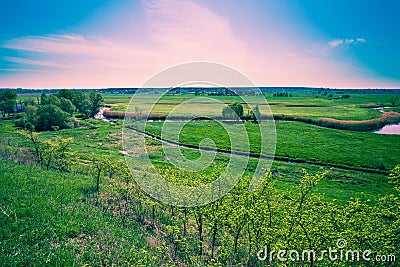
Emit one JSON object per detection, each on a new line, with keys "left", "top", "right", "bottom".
{"left": 1, "top": 86, "right": 400, "bottom": 91}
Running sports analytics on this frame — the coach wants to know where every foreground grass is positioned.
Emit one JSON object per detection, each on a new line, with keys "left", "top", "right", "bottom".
{"left": 1, "top": 156, "right": 396, "bottom": 266}
{"left": 0, "top": 159, "right": 154, "bottom": 266}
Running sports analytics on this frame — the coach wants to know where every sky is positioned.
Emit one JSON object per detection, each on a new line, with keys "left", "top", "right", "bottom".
{"left": 0, "top": 0, "right": 399, "bottom": 89}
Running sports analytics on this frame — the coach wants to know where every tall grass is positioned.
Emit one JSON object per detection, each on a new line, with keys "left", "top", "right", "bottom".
{"left": 317, "top": 111, "right": 400, "bottom": 131}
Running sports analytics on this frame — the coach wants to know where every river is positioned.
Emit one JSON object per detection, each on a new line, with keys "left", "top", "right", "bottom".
{"left": 94, "top": 107, "right": 111, "bottom": 122}
{"left": 374, "top": 123, "right": 400, "bottom": 135}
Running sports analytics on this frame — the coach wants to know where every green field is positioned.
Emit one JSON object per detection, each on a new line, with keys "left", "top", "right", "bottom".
{"left": 104, "top": 93, "right": 394, "bottom": 120}
{"left": 142, "top": 119, "right": 400, "bottom": 172}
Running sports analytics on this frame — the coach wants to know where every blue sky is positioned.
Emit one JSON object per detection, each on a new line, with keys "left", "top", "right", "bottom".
{"left": 295, "top": 0, "right": 400, "bottom": 79}
{"left": 0, "top": 0, "right": 399, "bottom": 88}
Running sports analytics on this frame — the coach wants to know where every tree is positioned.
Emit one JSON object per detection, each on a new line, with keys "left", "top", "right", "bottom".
{"left": 56, "top": 89, "right": 75, "bottom": 101}
{"left": 40, "top": 93, "right": 60, "bottom": 106}
{"left": 71, "top": 92, "right": 86, "bottom": 114}
{"left": 35, "top": 104, "right": 73, "bottom": 131}
{"left": 22, "top": 98, "right": 36, "bottom": 108}
{"left": 41, "top": 136, "right": 74, "bottom": 170}
{"left": 79, "top": 97, "right": 92, "bottom": 118}
{"left": 17, "top": 129, "right": 45, "bottom": 165}
{"left": 230, "top": 102, "right": 243, "bottom": 118}
{"left": 72, "top": 92, "right": 92, "bottom": 118}
{"left": 249, "top": 105, "right": 260, "bottom": 121}
{"left": 0, "top": 89, "right": 17, "bottom": 101}
{"left": 222, "top": 106, "right": 236, "bottom": 120}
{"left": 39, "top": 93, "right": 48, "bottom": 105}
{"left": 222, "top": 102, "right": 244, "bottom": 120}
{"left": 59, "top": 97, "right": 76, "bottom": 116}
{"left": 16, "top": 103, "right": 74, "bottom": 131}
{"left": 88, "top": 90, "right": 104, "bottom": 118}
{"left": 15, "top": 105, "right": 37, "bottom": 129}
{"left": 91, "top": 154, "right": 110, "bottom": 191}
{"left": 0, "top": 89, "right": 17, "bottom": 116}
{"left": 17, "top": 129, "right": 73, "bottom": 169}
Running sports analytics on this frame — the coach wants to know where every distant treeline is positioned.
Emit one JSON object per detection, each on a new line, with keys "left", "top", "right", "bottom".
{"left": 3, "top": 87, "right": 400, "bottom": 95}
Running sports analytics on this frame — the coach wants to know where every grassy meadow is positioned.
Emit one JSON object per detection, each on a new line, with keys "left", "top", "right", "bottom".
{"left": 143, "top": 119, "right": 400, "bottom": 172}
{"left": 103, "top": 93, "right": 393, "bottom": 119}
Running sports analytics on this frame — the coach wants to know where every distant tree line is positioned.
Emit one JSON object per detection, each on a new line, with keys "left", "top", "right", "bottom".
{"left": 15, "top": 89, "right": 104, "bottom": 131}
{"left": 166, "top": 88, "right": 261, "bottom": 97}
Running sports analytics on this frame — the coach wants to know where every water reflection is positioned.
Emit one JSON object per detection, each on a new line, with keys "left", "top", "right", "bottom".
{"left": 375, "top": 123, "right": 400, "bottom": 135}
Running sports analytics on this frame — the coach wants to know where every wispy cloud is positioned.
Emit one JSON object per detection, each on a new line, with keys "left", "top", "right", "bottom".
{"left": 1, "top": 0, "right": 250, "bottom": 88}
{"left": 3, "top": 56, "right": 69, "bottom": 68}
{"left": 328, "top": 38, "right": 366, "bottom": 48}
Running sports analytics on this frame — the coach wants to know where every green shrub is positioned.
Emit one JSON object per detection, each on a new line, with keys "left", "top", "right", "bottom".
{"left": 35, "top": 104, "right": 73, "bottom": 131}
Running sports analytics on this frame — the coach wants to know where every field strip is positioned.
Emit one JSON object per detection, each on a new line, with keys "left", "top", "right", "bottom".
{"left": 125, "top": 126, "right": 387, "bottom": 175}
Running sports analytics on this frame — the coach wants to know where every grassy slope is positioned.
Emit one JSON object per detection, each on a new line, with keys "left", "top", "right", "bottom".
{"left": 0, "top": 149, "right": 394, "bottom": 266}
{"left": 0, "top": 159, "right": 153, "bottom": 266}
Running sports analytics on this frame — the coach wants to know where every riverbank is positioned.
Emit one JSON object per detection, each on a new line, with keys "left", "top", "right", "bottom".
{"left": 104, "top": 109, "right": 400, "bottom": 132}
